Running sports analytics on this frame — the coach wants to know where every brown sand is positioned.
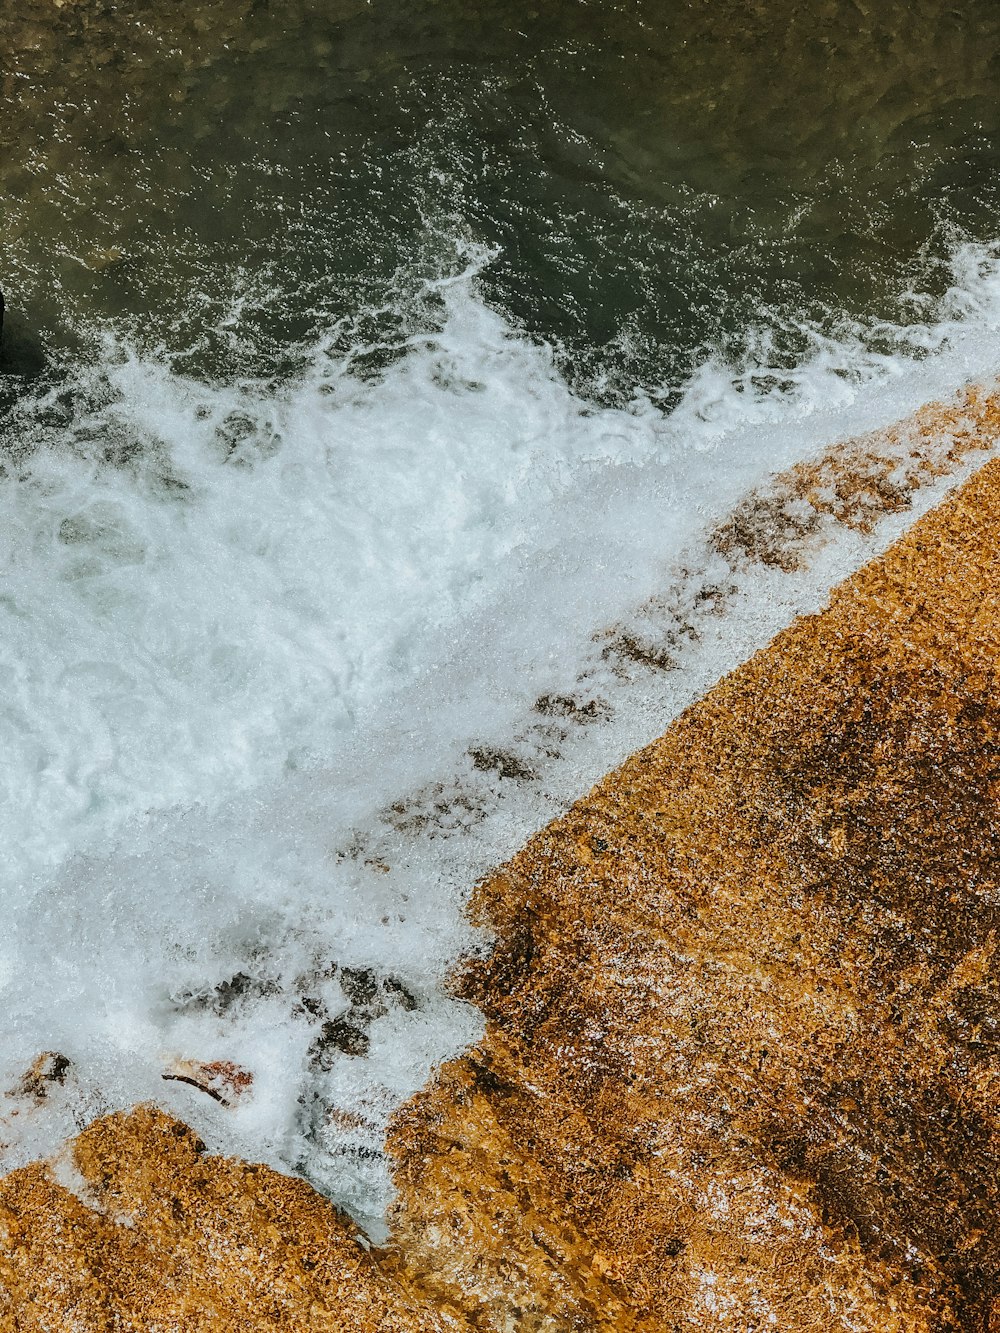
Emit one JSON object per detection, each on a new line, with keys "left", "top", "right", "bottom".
{"left": 1, "top": 432, "right": 999, "bottom": 1330}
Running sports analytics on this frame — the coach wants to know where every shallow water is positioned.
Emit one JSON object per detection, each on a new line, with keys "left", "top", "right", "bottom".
{"left": 6, "top": 0, "right": 1000, "bottom": 384}
{"left": 3, "top": 0, "right": 1000, "bottom": 1231}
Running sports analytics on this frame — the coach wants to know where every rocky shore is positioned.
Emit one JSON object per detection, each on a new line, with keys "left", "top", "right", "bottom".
{"left": 2, "top": 445, "right": 999, "bottom": 1330}
{"left": 386, "top": 455, "right": 1000, "bottom": 1333}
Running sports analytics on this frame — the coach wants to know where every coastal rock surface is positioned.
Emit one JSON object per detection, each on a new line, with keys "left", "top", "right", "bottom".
{"left": 388, "top": 455, "right": 1000, "bottom": 1331}
{"left": 0, "top": 1105, "right": 464, "bottom": 1332}
{"left": 2, "top": 455, "right": 999, "bottom": 1329}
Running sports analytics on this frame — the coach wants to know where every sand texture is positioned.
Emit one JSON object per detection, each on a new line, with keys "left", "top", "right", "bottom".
{"left": 0, "top": 436, "right": 998, "bottom": 1329}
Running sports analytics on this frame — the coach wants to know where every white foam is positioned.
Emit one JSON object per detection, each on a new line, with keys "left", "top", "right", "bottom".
{"left": 1, "top": 237, "right": 1000, "bottom": 1233}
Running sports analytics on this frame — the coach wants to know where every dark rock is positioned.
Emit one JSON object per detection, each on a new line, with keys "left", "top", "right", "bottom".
{"left": 13, "top": 1051, "right": 73, "bottom": 1103}
{"left": 339, "top": 967, "right": 379, "bottom": 1007}
{"left": 312, "top": 1016, "right": 370, "bottom": 1063}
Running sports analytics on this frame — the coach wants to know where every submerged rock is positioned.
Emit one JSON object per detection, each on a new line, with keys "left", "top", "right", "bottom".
{"left": 161, "top": 1058, "right": 253, "bottom": 1108}
{"left": 12, "top": 1052, "right": 73, "bottom": 1105}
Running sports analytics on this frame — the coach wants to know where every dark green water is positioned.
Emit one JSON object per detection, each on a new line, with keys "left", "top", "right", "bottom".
{"left": 5, "top": 0, "right": 1000, "bottom": 395}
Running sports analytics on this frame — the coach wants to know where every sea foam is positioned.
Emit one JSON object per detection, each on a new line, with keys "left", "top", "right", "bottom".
{"left": 1, "top": 238, "right": 1000, "bottom": 1232}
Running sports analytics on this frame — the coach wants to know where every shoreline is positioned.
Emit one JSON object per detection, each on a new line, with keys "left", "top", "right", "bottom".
{"left": 1, "top": 419, "right": 998, "bottom": 1328}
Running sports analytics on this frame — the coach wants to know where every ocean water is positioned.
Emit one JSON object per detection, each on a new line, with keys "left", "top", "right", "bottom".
{"left": 3, "top": 0, "right": 1000, "bottom": 1232}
